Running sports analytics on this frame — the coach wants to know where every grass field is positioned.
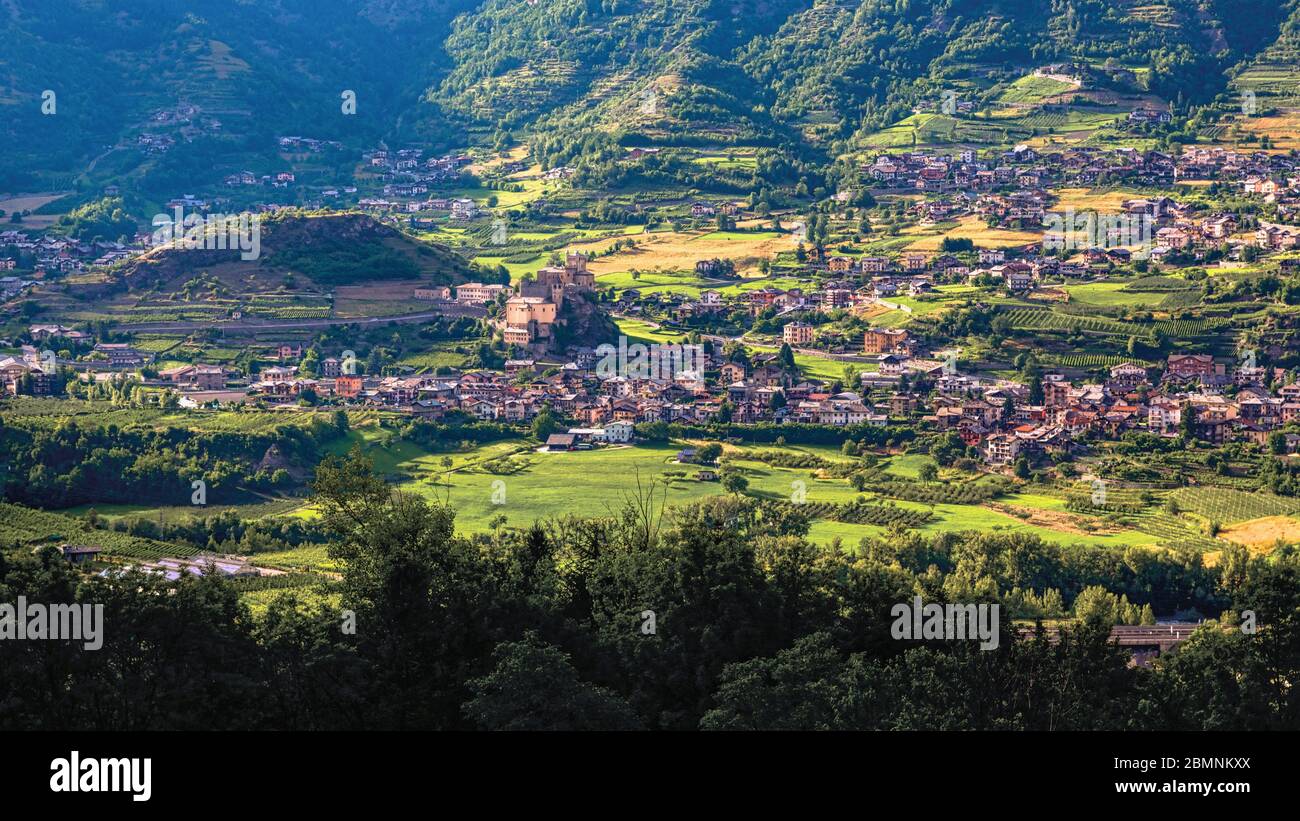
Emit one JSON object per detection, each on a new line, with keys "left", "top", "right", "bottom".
{"left": 1232, "top": 111, "right": 1300, "bottom": 152}
{"left": 904, "top": 216, "right": 1042, "bottom": 250}
{"left": 1050, "top": 187, "right": 1146, "bottom": 212}
{"left": 295, "top": 436, "right": 1173, "bottom": 550}
{"left": 573, "top": 228, "right": 798, "bottom": 277}
{"left": 998, "top": 75, "right": 1078, "bottom": 104}
{"left": 598, "top": 268, "right": 714, "bottom": 296}
{"left": 1064, "top": 281, "right": 1168, "bottom": 308}
{"left": 615, "top": 318, "right": 689, "bottom": 344}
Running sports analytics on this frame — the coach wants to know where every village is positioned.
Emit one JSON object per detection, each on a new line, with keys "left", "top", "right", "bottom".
{"left": 4, "top": 128, "right": 1300, "bottom": 483}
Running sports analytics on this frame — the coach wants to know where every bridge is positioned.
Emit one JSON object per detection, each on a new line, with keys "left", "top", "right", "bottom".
{"left": 1020, "top": 622, "right": 1206, "bottom": 667}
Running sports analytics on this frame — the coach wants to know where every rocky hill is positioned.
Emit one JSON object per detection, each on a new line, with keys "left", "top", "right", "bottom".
{"left": 113, "top": 212, "right": 477, "bottom": 292}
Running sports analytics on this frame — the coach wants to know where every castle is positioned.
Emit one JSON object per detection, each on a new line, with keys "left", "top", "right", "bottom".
{"left": 502, "top": 252, "right": 595, "bottom": 347}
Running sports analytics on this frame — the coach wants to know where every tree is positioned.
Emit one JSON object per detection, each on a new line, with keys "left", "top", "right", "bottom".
{"left": 918, "top": 463, "right": 939, "bottom": 483}
{"left": 696, "top": 442, "right": 723, "bottom": 465}
{"left": 532, "top": 408, "right": 559, "bottom": 441}
{"left": 1073, "top": 586, "right": 1122, "bottom": 627}
{"left": 721, "top": 470, "right": 749, "bottom": 495}
{"left": 463, "top": 637, "right": 641, "bottom": 730}
{"left": 778, "top": 342, "right": 797, "bottom": 372}
{"left": 1028, "top": 373, "right": 1044, "bottom": 405}
{"left": 700, "top": 633, "right": 850, "bottom": 730}
{"left": 1268, "top": 431, "right": 1287, "bottom": 455}
{"left": 1180, "top": 405, "right": 1196, "bottom": 441}
{"left": 311, "top": 449, "right": 511, "bottom": 728}
{"left": 1014, "top": 458, "right": 1032, "bottom": 480}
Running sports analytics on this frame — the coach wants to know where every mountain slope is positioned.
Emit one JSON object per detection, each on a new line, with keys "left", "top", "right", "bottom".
{"left": 0, "top": 0, "right": 1295, "bottom": 195}
{"left": 0, "top": 0, "right": 476, "bottom": 191}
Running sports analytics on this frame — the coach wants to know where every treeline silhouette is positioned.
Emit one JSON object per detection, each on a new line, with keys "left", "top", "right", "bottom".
{"left": 0, "top": 450, "right": 1295, "bottom": 730}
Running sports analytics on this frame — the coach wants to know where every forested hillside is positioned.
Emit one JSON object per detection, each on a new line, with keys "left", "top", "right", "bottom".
{"left": 1, "top": 0, "right": 1297, "bottom": 192}
{"left": 0, "top": 0, "right": 475, "bottom": 191}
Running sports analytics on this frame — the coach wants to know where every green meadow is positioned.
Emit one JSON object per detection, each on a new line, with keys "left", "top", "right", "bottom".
{"left": 297, "top": 433, "right": 1167, "bottom": 552}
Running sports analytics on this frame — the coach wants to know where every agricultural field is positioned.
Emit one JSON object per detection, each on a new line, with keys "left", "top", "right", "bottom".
{"left": 615, "top": 318, "right": 689, "bottom": 344}
{"left": 1230, "top": 110, "right": 1300, "bottom": 152}
{"left": 1168, "top": 486, "right": 1300, "bottom": 524}
{"left": 0, "top": 191, "right": 69, "bottom": 228}
{"left": 746, "top": 345, "right": 872, "bottom": 382}
{"left": 598, "top": 268, "right": 714, "bottom": 296}
{"left": 997, "top": 74, "right": 1078, "bottom": 104}
{"left": 1063, "top": 281, "right": 1169, "bottom": 309}
{"left": 997, "top": 307, "right": 1223, "bottom": 337}
{"left": 0, "top": 397, "right": 383, "bottom": 434}
{"left": 859, "top": 101, "right": 1127, "bottom": 154}
{"left": 229, "top": 434, "right": 1181, "bottom": 552}
{"left": 573, "top": 227, "right": 798, "bottom": 277}
{"left": 1050, "top": 187, "right": 1148, "bottom": 212}
{"left": 903, "top": 216, "right": 1043, "bottom": 250}
{"left": 398, "top": 344, "right": 474, "bottom": 373}
{"left": 0, "top": 502, "right": 200, "bottom": 560}
{"left": 1219, "top": 515, "right": 1300, "bottom": 550}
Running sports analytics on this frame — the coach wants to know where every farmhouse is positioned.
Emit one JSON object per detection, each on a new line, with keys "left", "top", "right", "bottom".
{"left": 783, "top": 322, "right": 815, "bottom": 345}
{"left": 456, "top": 283, "right": 511, "bottom": 303}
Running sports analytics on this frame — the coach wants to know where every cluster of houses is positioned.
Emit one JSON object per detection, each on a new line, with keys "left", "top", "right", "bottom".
{"left": 357, "top": 196, "right": 482, "bottom": 221}
{"left": 277, "top": 136, "right": 342, "bottom": 153}
{"left": 0, "top": 339, "right": 162, "bottom": 396}
{"left": 858, "top": 143, "right": 1300, "bottom": 249}
{"left": 862, "top": 144, "right": 1175, "bottom": 197}
{"left": 0, "top": 229, "right": 143, "bottom": 275}
{"left": 224, "top": 170, "right": 299, "bottom": 189}
{"left": 12, "top": 302, "right": 1300, "bottom": 475}
{"left": 139, "top": 102, "right": 222, "bottom": 150}
{"left": 0, "top": 348, "right": 55, "bottom": 396}
{"left": 976, "top": 354, "right": 1300, "bottom": 465}
{"left": 192, "top": 345, "right": 1300, "bottom": 467}
{"left": 208, "top": 143, "right": 476, "bottom": 216}
{"left": 364, "top": 147, "right": 472, "bottom": 185}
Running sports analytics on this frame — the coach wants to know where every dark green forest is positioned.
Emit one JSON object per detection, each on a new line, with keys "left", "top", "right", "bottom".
{"left": 1, "top": 451, "right": 1295, "bottom": 731}
{"left": 5, "top": 0, "right": 1300, "bottom": 194}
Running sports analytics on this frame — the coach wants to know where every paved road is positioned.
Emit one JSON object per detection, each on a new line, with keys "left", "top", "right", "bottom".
{"left": 113, "top": 303, "right": 486, "bottom": 334}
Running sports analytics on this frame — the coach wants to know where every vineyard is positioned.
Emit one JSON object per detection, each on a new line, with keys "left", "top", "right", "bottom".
{"left": 1169, "top": 487, "right": 1300, "bottom": 524}
{"left": 226, "top": 572, "right": 323, "bottom": 592}
{"left": 867, "top": 474, "right": 1012, "bottom": 505}
{"left": 732, "top": 450, "right": 831, "bottom": 470}
{"left": 998, "top": 307, "right": 1224, "bottom": 337}
{"left": 1060, "top": 480, "right": 1154, "bottom": 513}
{"left": 0, "top": 502, "right": 197, "bottom": 560}
{"left": 1157, "top": 291, "right": 1203, "bottom": 310}
{"left": 1048, "top": 353, "right": 1156, "bottom": 369}
{"left": 1121, "top": 276, "right": 1199, "bottom": 292}
{"left": 1123, "top": 510, "right": 1224, "bottom": 551}
{"left": 766, "top": 498, "right": 933, "bottom": 528}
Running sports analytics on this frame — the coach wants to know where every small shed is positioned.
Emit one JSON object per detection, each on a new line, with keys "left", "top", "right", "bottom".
{"left": 546, "top": 433, "right": 576, "bottom": 451}
{"left": 57, "top": 544, "right": 102, "bottom": 565}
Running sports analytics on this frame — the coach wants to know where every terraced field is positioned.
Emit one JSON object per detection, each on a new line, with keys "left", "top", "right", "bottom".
{"left": 0, "top": 502, "right": 198, "bottom": 560}
{"left": 999, "top": 307, "right": 1224, "bottom": 337}
{"left": 1169, "top": 487, "right": 1300, "bottom": 524}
